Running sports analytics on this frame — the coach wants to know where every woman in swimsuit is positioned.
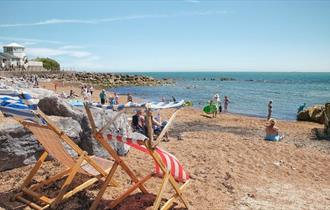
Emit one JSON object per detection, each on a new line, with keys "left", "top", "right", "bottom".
{"left": 265, "top": 118, "right": 284, "bottom": 141}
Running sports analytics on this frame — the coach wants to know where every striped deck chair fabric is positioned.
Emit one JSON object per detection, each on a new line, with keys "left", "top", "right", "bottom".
{"left": 107, "top": 134, "right": 190, "bottom": 183}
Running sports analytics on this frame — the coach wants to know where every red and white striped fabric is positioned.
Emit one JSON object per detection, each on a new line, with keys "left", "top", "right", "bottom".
{"left": 106, "top": 134, "right": 189, "bottom": 183}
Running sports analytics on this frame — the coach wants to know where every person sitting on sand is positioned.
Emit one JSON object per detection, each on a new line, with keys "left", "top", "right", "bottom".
{"left": 132, "top": 110, "right": 146, "bottom": 134}
{"left": 69, "top": 89, "right": 79, "bottom": 98}
{"left": 265, "top": 118, "right": 284, "bottom": 141}
{"left": 127, "top": 93, "right": 133, "bottom": 102}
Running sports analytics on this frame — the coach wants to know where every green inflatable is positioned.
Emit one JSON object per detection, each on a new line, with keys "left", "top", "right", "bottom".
{"left": 203, "top": 104, "right": 218, "bottom": 114}
{"left": 184, "top": 101, "right": 193, "bottom": 107}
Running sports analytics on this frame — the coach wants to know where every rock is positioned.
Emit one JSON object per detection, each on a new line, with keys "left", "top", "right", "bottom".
{"left": 0, "top": 118, "right": 43, "bottom": 171}
{"left": 297, "top": 105, "right": 325, "bottom": 124}
{"left": 48, "top": 116, "right": 82, "bottom": 157}
{"left": 28, "top": 88, "right": 56, "bottom": 99}
{"left": 38, "top": 96, "right": 130, "bottom": 156}
{"left": 48, "top": 116, "right": 82, "bottom": 143}
{"left": 38, "top": 96, "right": 83, "bottom": 121}
{"left": 90, "top": 108, "right": 131, "bottom": 156}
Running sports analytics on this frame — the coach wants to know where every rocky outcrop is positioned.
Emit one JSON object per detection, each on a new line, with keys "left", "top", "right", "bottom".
{"left": 0, "top": 118, "right": 43, "bottom": 171}
{"left": 4, "top": 71, "right": 173, "bottom": 88}
{"left": 297, "top": 105, "right": 325, "bottom": 124}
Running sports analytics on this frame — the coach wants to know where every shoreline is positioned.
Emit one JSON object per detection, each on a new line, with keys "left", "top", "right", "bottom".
{"left": 42, "top": 79, "right": 317, "bottom": 123}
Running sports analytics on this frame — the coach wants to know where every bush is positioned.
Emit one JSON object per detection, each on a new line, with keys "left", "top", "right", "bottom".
{"left": 34, "top": 57, "right": 60, "bottom": 71}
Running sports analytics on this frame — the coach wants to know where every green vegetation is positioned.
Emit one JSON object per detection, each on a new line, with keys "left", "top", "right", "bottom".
{"left": 34, "top": 57, "right": 60, "bottom": 71}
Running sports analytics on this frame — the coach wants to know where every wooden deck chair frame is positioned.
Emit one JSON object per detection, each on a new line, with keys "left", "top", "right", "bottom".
{"left": 13, "top": 110, "right": 119, "bottom": 210}
{"left": 84, "top": 103, "right": 189, "bottom": 210}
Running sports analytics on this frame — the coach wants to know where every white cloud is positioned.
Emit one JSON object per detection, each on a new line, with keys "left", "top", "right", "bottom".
{"left": 0, "top": 10, "right": 229, "bottom": 28}
{"left": 0, "top": 36, "right": 63, "bottom": 44}
{"left": 26, "top": 47, "right": 91, "bottom": 58}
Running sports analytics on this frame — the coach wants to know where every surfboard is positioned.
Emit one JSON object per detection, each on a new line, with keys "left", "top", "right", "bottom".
{"left": 203, "top": 104, "right": 218, "bottom": 114}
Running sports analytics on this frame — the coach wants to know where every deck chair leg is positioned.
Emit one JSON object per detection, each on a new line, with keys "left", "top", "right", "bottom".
{"left": 118, "top": 160, "right": 149, "bottom": 194}
{"left": 21, "top": 151, "right": 48, "bottom": 188}
{"left": 108, "top": 173, "right": 153, "bottom": 209}
{"left": 161, "top": 180, "right": 190, "bottom": 210}
{"left": 95, "top": 133, "right": 149, "bottom": 194}
{"left": 168, "top": 176, "right": 189, "bottom": 209}
{"left": 90, "top": 161, "right": 119, "bottom": 210}
{"left": 153, "top": 171, "right": 171, "bottom": 210}
{"left": 51, "top": 152, "right": 86, "bottom": 208}
{"left": 149, "top": 150, "right": 189, "bottom": 209}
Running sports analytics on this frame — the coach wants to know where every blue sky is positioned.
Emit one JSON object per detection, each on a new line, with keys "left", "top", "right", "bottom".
{"left": 1, "top": 0, "right": 329, "bottom": 72}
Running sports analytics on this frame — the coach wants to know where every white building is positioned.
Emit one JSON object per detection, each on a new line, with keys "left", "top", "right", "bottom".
{"left": 0, "top": 43, "right": 27, "bottom": 67}
{"left": 0, "top": 43, "right": 44, "bottom": 71}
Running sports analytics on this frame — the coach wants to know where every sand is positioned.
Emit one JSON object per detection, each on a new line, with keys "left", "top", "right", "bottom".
{"left": 0, "top": 81, "right": 329, "bottom": 210}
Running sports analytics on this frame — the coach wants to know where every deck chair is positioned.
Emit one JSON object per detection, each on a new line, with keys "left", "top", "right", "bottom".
{"left": 85, "top": 103, "right": 190, "bottom": 210}
{"left": 13, "top": 110, "right": 119, "bottom": 210}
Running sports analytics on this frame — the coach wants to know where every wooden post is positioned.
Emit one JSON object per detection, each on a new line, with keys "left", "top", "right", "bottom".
{"left": 145, "top": 107, "right": 154, "bottom": 148}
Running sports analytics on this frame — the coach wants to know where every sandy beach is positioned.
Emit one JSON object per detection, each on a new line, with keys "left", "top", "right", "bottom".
{"left": 0, "top": 80, "right": 329, "bottom": 210}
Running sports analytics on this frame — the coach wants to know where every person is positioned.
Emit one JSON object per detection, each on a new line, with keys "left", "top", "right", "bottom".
{"left": 213, "top": 93, "right": 221, "bottom": 113}
{"left": 209, "top": 100, "right": 217, "bottom": 118}
{"left": 172, "top": 96, "right": 176, "bottom": 103}
{"left": 34, "top": 75, "right": 39, "bottom": 87}
{"left": 86, "top": 91, "right": 92, "bottom": 102}
{"left": 89, "top": 86, "right": 94, "bottom": 96}
{"left": 114, "top": 92, "right": 119, "bottom": 105}
{"left": 99, "top": 89, "right": 106, "bottom": 105}
{"left": 267, "top": 100, "right": 273, "bottom": 120}
{"left": 132, "top": 110, "right": 146, "bottom": 134}
{"left": 127, "top": 93, "right": 133, "bottom": 102}
{"left": 297, "top": 103, "right": 306, "bottom": 113}
{"left": 265, "top": 118, "right": 284, "bottom": 141}
{"left": 224, "top": 96, "right": 230, "bottom": 112}
{"left": 70, "top": 89, "right": 75, "bottom": 98}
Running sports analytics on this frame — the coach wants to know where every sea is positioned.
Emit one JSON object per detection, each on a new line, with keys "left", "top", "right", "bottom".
{"left": 108, "top": 72, "right": 330, "bottom": 120}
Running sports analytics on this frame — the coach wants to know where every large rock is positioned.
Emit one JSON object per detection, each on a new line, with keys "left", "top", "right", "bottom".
{"left": 0, "top": 118, "right": 43, "bottom": 171}
{"left": 38, "top": 96, "right": 130, "bottom": 156}
{"left": 297, "top": 105, "right": 325, "bottom": 124}
{"left": 89, "top": 108, "right": 130, "bottom": 156}
{"left": 38, "top": 96, "right": 83, "bottom": 120}
{"left": 49, "top": 116, "right": 82, "bottom": 157}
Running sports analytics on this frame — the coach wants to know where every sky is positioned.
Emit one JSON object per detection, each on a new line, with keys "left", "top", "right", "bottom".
{"left": 0, "top": 0, "right": 330, "bottom": 72}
